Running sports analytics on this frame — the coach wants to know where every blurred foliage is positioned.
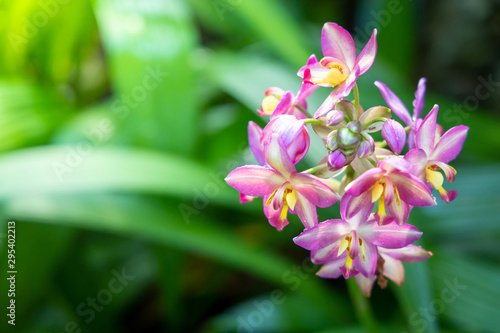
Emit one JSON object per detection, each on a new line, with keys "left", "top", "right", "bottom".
{"left": 0, "top": 0, "right": 499, "bottom": 332}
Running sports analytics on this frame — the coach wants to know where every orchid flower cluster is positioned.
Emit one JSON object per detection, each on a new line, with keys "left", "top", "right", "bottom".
{"left": 225, "top": 23, "right": 468, "bottom": 296}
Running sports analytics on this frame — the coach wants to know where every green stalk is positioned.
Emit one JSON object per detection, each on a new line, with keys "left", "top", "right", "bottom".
{"left": 296, "top": 104, "right": 314, "bottom": 118}
{"left": 346, "top": 278, "right": 380, "bottom": 333}
{"left": 301, "top": 163, "right": 328, "bottom": 174}
{"left": 303, "top": 118, "right": 325, "bottom": 125}
{"left": 353, "top": 83, "right": 361, "bottom": 120}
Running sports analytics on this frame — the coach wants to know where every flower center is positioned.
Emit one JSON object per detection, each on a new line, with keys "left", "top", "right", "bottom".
{"left": 425, "top": 163, "right": 457, "bottom": 202}
{"left": 338, "top": 231, "right": 366, "bottom": 262}
{"left": 320, "top": 57, "right": 350, "bottom": 87}
{"left": 266, "top": 182, "right": 297, "bottom": 222}
{"left": 261, "top": 94, "right": 281, "bottom": 115}
{"left": 371, "top": 178, "right": 402, "bottom": 224}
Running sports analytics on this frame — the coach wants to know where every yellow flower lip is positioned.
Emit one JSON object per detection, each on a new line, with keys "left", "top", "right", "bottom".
{"left": 266, "top": 183, "right": 297, "bottom": 223}
{"left": 320, "top": 57, "right": 350, "bottom": 87}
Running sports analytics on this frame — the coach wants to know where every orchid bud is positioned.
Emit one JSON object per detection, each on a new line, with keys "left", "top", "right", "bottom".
{"left": 326, "top": 130, "right": 338, "bottom": 151}
{"left": 261, "top": 115, "right": 310, "bottom": 163}
{"left": 382, "top": 119, "right": 406, "bottom": 155}
{"left": 347, "top": 120, "right": 363, "bottom": 134}
{"left": 337, "top": 127, "right": 360, "bottom": 149}
{"left": 358, "top": 133, "right": 375, "bottom": 158}
{"left": 326, "top": 110, "right": 344, "bottom": 126}
{"left": 258, "top": 87, "right": 284, "bottom": 116}
{"left": 327, "top": 150, "right": 347, "bottom": 171}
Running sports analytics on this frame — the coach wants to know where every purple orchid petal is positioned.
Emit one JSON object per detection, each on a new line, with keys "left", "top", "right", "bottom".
{"left": 345, "top": 168, "right": 385, "bottom": 196}
{"left": 239, "top": 193, "right": 255, "bottom": 204}
{"left": 404, "top": 148, "right": 428, "bottom": 178}
{"left": 267, "top": 215, "right": 289, "bottom": 231}
{"left": 264, "top": 134, "right": 296, "bottom": 178}
{"left": 316, "top": 255, "right": 347, "bottom": 279}
{"left": 438, "top": 188, "right": 458, "bottom": 203}
{"left": 374, "top": 81, "right": 412, "bottom": 127}
{"left": 353, "top": 241, "right": 378, "bottom": 277}
{"left": 389, "top": 170, "right": 436, "bottom": 207}
{"left": 382, "top": 119, "right": 406, "bottom": 155}
{"left": 431, "top": 161, "right": 456, "bottom": 182}
{"left": 340, "top": 263, "right": 360, "bottom": 279}
{"left": 379, "top": 253, "right": 405, "bottom": 285}
{"left": 356, "top": 29, "right": 377, "bottom": 75}
{"left": 225, "top": 166, "right": 283, "bottom": 196}
{"left": 294, "top": 193, "right": 319, "bottom": 228}
{"left": 311, "top": 241, "right": 342, "bottom": 264}
{"left": 270, "top": 91, "right": 294, "bottom": 119}
{"left": 248, "top": 122, "right": 266, "bottom": 166}
{"left": 293, "top": 219, "right": 350, "bottom": 250}
{"left": 360, "top": 220, "right": 422, "bottom": 249}
{"left": 291, "top": 173, "right": 339, "bottom": 207}
{"left": 412, "top": 77, "right": 427, "bottom": 120}
{"left": 415, "top": 104, "right": 439, "bottom": 156}
{"left": 385, "top": 197, "right": 411, "bottom": 225}
{"left": 321, "top": 22, "right": 356, "bottom": 69}
{"left": 381, "top": 245, "right": 433, "bottom": 263}
{"left": 343, "top": 191, "right": 374, "bottom": 221}
{"left": 429, "top": 125, "right": 469, "bottom": 164}
{"left": 355, "top": 274, "right": 377, "bottom": 297}
{"left": 296, "top": 79, "right": 318, "bottom": 103}
{"left": 297, "top": 54, "right": 319, "bottom": 78}
{"left": 378, "top": 156, "right": 412, "bottom": 174}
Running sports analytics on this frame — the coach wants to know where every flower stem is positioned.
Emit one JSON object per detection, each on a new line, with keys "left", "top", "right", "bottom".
{"left": 375, "top": 140, "right": 388, "bottom": 148}
{"left": 346, "top": 278, "right": 380, "bottom": 333}
{"left": 353, "top": 83, "right": 361, "bottom": 120}
{"left": 303, "top": 118, "right": 324, "bottom": 125}
{"left": 302, "top": 163, "right": 328, "bottom": 174}
{"left": 296, "top": 104, "right": 314, "bottom": 118}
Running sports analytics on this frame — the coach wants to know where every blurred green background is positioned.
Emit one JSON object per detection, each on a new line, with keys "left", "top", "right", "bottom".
{"left": 0, "top": 0, "right": 499, "bottom": 332}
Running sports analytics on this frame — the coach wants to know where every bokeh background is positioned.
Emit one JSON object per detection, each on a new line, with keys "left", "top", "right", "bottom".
{"left": 0, "top": 0, "right": 499, "bottom": 332}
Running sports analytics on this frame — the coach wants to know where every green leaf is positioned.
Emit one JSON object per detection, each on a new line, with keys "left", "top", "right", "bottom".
{"left": 0, "top": 222, "right": 76, "bottom": 332}
{"left": 0, "top": 193, "right": 348, "bottom": 324}
{"left": 0, "top": 146, "right": 235, "bottom": 207}
{"left": 93, "top": 0, "right": 199, "bottom": 154}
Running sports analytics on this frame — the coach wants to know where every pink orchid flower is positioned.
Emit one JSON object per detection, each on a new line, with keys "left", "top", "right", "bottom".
{"left": 258, "top": 79, "right": 317, "bottom": 120}
{"left": 355, "top": 245, "right": 433, "bottom": 297}
{"left": 226, "top": 133, "right": 339, "bottom": 231}
{"left": 375, "top": 78, "right": 427, "bottom": 150}
{"left": 405, "top": 105, "right": 469, "bottom": 203}
{"left": 345, "top": 156, "right": 436, "bottom": 225}
{"left": 261, "top": 115, "right": 310, "bottom": 164}
{"left": 241, "top": 117, "right": 310, "bottom": 204}
{"left": 293, "top": 195, "right": 422, "bottom": 279}
{"left": 298, "top": 22, "right": 377, "bottom": 118}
